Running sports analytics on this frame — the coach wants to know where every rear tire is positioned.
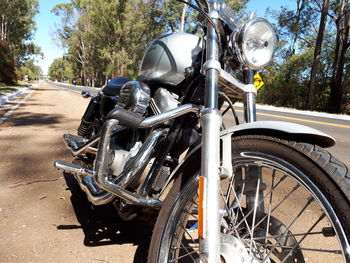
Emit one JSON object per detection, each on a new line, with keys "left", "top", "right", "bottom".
{"left": 148, "top": 136, "right": 350, "bottom": 262}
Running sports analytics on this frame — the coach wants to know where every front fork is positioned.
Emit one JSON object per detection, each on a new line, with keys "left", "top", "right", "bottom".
{"left": 199, "top": 7, "right": 261, "bottom": 262}
{"left": 199, "top": 8, "right": 222, "bottom": 262}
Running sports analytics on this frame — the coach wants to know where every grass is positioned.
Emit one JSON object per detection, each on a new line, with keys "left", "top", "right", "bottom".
{"left": 0, "top": 81, "right": 32, "bottom": 96}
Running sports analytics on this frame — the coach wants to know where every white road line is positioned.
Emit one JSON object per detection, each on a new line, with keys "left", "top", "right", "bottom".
{"left": 0, "top": 89, "right": 34, "bottom": 124}
{"left": 60, "top": 87, "right": 81, "bottom": 94}
{"left": 232, "top": 102, "right": 350, "bottom": 121}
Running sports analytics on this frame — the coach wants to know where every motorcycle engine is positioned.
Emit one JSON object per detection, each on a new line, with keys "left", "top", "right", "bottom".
{"left": 150, "top": 88, "right": 180, "bottom": 114}
{"left": 118, "top": 81, "right": 151, "bottom": 115}
{"left": 108, "top": 141, "right": 142, "bottom": 177}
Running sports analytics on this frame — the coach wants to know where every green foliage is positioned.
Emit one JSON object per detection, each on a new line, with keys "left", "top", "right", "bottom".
{"left": 259, "top": 0, "right": 350, "bottom": 113}
{"left": 48, "top": 57, "right": 74, "bottom": 83}
{"left": 0, "top": 42, "right": 17, "bottom": 84}
{"left": 0, "top": 0, "right": 41, "bottom": 84}
{"left": 18, "top": 60, "right": 43, "bottom": 81}
{"left": 258, "top": 50, "right": 314, "bottom": 109}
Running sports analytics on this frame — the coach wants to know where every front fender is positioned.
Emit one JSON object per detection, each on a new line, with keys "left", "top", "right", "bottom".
{"left": 222, "top": 121, "right": 335, "bottom": 148}
{"left": 164, "top": 121, "right": 335, "bottom": 190}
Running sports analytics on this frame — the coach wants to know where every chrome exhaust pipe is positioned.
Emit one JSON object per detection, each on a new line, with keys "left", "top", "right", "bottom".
{"left": 54, "top": 160, "right": 162, "bottom": 208}
{"left": 55, "top": 126, "right": 165, "bottom": 208}
{"left": 54, "top": 160, "right": 114, "bottom": 206}
{"left": 55, "top": 160, "right": 94, "bottom": 178}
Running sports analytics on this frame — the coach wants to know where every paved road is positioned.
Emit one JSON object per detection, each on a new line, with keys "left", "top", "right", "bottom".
{"left": 55, "top": 81, "right": 350, "bottom": 166}
{"left": 50, "top": 82, "right": 100, "bottom": 96}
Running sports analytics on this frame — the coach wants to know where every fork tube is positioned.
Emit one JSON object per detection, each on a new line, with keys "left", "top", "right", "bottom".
{"left": 243, "top": 69, "right": 257, "bottom": 123}
{"left": 199, "top": 8, "right": 222, "bottom": 263}
{"left": 243, "top": 69, "right": 265, "bottom": 237}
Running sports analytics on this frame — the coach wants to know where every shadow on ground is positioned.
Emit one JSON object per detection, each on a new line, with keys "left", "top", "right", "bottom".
{"left": 59, "top": 172, "right": 154, "bottom": 263}
{"left": 6, "top": 111, "right": 64, "bottom": 126}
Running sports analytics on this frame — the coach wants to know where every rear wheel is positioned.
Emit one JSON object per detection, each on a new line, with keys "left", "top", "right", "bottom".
{"left": 148, "top": 136, "right": 350, "bottom": 262}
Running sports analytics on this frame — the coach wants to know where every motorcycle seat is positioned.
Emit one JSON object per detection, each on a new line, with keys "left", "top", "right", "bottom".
{"left": 101, "top": 77, "right": 130, "bottom": 96}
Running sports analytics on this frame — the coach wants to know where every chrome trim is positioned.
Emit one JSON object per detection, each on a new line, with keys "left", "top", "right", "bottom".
{"left": 244, "top": 92, "right": 257, "bottom": 122}
{"left": 56, "top": 125, "right": 166, "bottom": 208}
{"left": 94, "top": 120, "right": 163, "bottom": 208}
{"left": 63, "top": 133, "right": 99, "bottom": 156}
{"left": 200, "top": 108, "right": 222, "bottom": 262}
{"left": 118, "top": 81, "right": 150, "bottom": 115}
{"left": 54, "top": 157, "right": 163, "bottom": 208}
{"left": 234, "top": 18, "right": 278, "bottom": 70}
{"left": 203, "top": 59, "right": 221, "bottom": 73}
{"left": 114, "top": 129, "right": 166, "bottom": 187}
{"left": 199, "top": 5, "right": 222, "bottom": 261}
{"left": 81, "top": 90, "right": 92, "bottom": 98}
{"left": 139, "top": 104, "right": 202, "bottom": 128}
{"left": 218, "top": 69, "right": 257, "bottom": 99}
{"left": 220, "top": 133, "right": 233, "bottom": 179}
{"left": 54, "top": 160, "right": 94, "bottom": 178}
{"left": 54, "top": 160, "right": 114, "bottom": 206}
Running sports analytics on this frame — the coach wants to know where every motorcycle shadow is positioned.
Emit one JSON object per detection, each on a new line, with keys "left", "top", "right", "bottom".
{"left": 57, "top": 172, "right": 153, "bottom": 263}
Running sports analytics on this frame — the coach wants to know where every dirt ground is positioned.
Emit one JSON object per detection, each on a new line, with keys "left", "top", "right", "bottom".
{"left": 0, "top": 83, "right": 152, "bottom": 263}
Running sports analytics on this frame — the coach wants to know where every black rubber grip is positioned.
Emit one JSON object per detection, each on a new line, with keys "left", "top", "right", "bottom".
{"left": 107, "top": 106, "right": 144, "bottom": 129}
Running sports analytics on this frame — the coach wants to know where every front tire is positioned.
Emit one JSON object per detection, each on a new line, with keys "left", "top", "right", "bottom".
{"left": 148, "top": 136, "right": 350, "bottom": 262}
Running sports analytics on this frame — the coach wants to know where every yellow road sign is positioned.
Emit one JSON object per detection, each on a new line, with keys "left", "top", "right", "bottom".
{"left": 254, "top": 73, "right": 264, "bottom": 90}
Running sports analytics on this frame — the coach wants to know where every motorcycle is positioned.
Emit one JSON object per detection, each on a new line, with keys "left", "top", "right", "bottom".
{"left": 55, "top": 0, "right": 350, "bottom": 262}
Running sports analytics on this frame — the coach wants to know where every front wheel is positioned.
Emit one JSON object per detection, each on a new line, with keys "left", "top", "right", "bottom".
{"left": 148, "top": 136, "right": 350, "bottom": 262}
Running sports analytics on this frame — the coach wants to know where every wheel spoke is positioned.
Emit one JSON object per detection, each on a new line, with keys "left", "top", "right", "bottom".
{"left": 280, "top": 213, "right": 326, "bottom": 263}
{"left": 253, "top": 183, "right": 300, "bottom": 231}
{"left": 262, "top": 197, "right": 315, "bottom": 261}
{"left": 169, "top": 248, "right": 198, "bottom": 262}
{"left": 263, "top": 244, "right": 342, "bottom": 254}
{"left": 235, "top": 173, "right": 288, "bottom": 230}
{"left": 231, "top": 169, "right": 254, "bottom": 238}
{"left": 249, "top": 176, "right": 261, "bottom": 255}
{"left": 265, "top": 170, "right": 276, "bottom": 242}
{"left": 178, "top": 219, "right": 200, "bottom": 246}
{"left": 251, "top": 231, "right": 324, "bottom": 240}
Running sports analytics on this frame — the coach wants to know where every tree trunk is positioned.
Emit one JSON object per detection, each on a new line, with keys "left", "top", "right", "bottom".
{"left": 327, "top": 0, "right": 350, "bottom": 113}
{"left": 180, "top": 0, "right": 188, "bottom": 32}
{"left": 292, "top": 0, "right": 306, "bottom": 55}
{"left": 306, "top": 0, "right": 329, "bottom": 110}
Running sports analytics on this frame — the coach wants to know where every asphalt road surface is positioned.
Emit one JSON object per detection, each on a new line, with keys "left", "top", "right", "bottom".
{"left": 0, "top": 82, "right": 349, "bottom": 263}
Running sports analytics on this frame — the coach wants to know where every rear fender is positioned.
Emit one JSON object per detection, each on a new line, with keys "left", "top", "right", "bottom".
{"left": 165, "top": 121, "right": 335, "bottom": 188}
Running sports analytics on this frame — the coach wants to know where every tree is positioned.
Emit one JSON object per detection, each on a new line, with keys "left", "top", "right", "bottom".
{"left": 306, "top": 0, "right": 330, "bottom": 110}
{"left": 270, "top": 0, "right": 315, "bottom": 58}
{"left": 327, "top": 0, "right": 350, "bottom": 113}
{"left": 48, "top": 57, "right": 74, "bottom": 82}
{"left": 19, "top": 60, "right": 43, "bottom": 80}
{"left": 0, "top": 0, "right": 41, "bottom": 84}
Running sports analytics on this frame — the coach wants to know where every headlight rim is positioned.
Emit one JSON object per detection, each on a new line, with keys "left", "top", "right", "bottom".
{"left": 233, "top": 17, "right": 278, "bottom": 70}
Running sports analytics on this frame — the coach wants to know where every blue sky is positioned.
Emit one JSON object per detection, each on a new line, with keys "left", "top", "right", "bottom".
{"left": 33, "top": 0, "right": 295, "bottom": 75}
{"left": 33, "top": 0, "right": 69, "bottom": 75}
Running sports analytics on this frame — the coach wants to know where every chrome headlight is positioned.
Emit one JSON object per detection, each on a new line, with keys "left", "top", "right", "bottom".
{"left": 234, "top": 18, "right": 278, "bottom": 70}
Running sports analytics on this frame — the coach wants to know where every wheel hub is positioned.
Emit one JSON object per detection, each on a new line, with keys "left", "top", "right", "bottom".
{"left": 220, "top": 234, "right": 264, "bottom": 263}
